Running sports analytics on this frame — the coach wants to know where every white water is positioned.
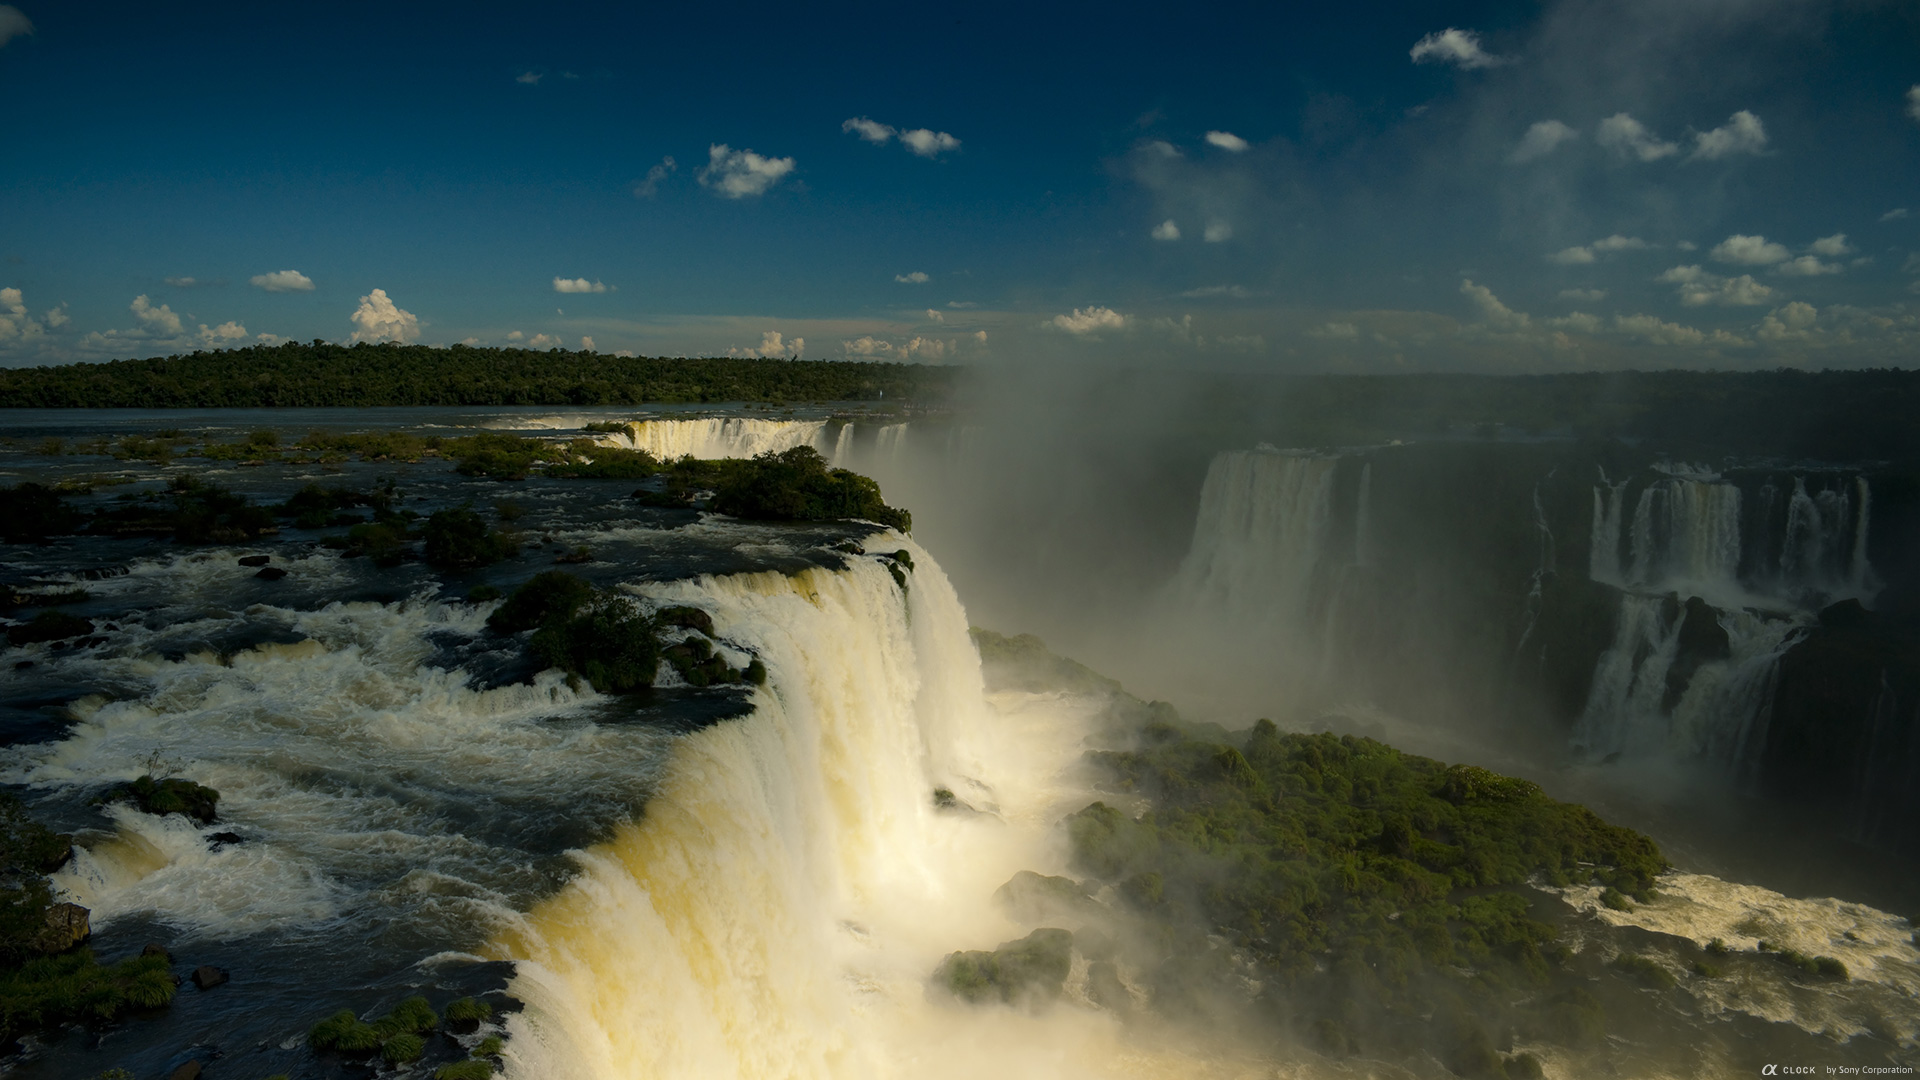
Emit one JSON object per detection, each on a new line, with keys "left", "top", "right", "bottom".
{"left": 594, "top": 418, "right": 832, "bottom": 460}
{"left": 1168, "top": 450, "right": 1338, "bottom": 629}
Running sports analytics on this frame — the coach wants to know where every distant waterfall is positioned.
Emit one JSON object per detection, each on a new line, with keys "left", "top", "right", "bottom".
{"left": 596, "top": 418, "right": 831, "bottom": 460}
{"left": 1590, "top": 473, "right": 1628, "bottom": 586}
{"left": 1169, "top": 450, "right": 1339, "bottom": 627}
{"left": 1622, "top": 479, "right": 1743, "bottom": 597}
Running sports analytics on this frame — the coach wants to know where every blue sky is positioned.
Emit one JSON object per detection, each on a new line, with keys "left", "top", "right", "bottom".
{"left": 2, "top": 0, "right": 1917, "bottom": 370}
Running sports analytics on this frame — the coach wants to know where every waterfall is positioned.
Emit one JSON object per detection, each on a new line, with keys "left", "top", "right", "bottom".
{"left": 1352, "top": 463, "right": 1372, "bottom": 568}
{"left": 1168, "top": 450, "right": 1338, "bottom": 626}
{"left": 874, "top": 423, "right": 909, "bottom": 463}
{"left": 1574, "top": 595, "right": 1688, "bottom": 758}
{"left": 830, "top": 423, "right": 854, "bottom": 467}
{"left": 597, "top": 418, "right": 831, "bottom": 460}
{"left": 1590, "top": 473, "right": 1627, "bottom": 586}
{"left": 1619, "top": 479, "right": 1741, "bottom": 598}
{"left": 488, "top": 546, "right": 1185, "bottom": 1080}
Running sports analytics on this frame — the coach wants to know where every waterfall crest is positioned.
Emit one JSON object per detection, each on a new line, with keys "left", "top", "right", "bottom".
{"left": 596, "top": 418, "right": 832, "bottom": 460}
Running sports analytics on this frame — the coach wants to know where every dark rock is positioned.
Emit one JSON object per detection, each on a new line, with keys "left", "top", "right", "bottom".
{"left": 190, "top": 965, "right": 228, "bottom": 990}
{"left": 993, "top": 871, "right": 1105, "bottom": 926}
{"left": 35, "top": 902, "right": 90, "bottom": 953}
{"left": 6, "top": 610, "right": 95, "bottom": 647}
{"left": 208, "top": 831, "right": 244, "bottom": 849}
{"left": 104, "top": 775, "right": 220, "bottom": 824}
{"left": 166, "top": 1061, "right": 202, "bottom": 1080}
{"left": 237, "top": 554, "right": 271, "bottom": 567}
{"left": 1662, "top": 595, "right": 1733, "bottom": 712}
{"left": 933, "top": 927, "right": 1075, "bottom": 1004}
{"left": 657, "top": 605, "right": 715, "bottom": 635}
{"left": 253, "top": 566, "right": 289, "bottom": 581}
{"left": 142, "top": 942, "right": 172, "bottom": 962}
{"left": 13, "top": 660, "right": 31, "bottom": 670}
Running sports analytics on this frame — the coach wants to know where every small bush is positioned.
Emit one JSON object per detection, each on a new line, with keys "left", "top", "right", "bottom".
{"left": 532, "top": 596, "right": 659, "bottom": 693}
{"left": 382, "top": 1033, "right": 426, "bottom": 1064}
{"left": 435, "top": 1062, "right": 495, "bottom": 1080}
{"left": 473, "top": 1035, "right": 505, "bottom": 1057}
{"left": 309, "top": 1010, "right": 382, "bottom": 1054}
{"left": 1611, "top": 953, "right": 1676, "bottom": 990}
{"left": 489, "top": 571, "right": 596, "bottom": 634}
{"left": 0, "top": 950, "right": 176, "bottom": 1045}
{"left": 467, "top": 585, "right": 502, "bottom": 603}
{"left": 1600, "top": 888, "right": 1635, "bottom": 912}
{"left": 422, "top": 508, "right": 518, "bottom": 570}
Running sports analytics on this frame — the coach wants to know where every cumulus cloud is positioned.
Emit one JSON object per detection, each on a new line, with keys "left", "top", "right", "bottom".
{"left": 1460, "top": 279, "right": 1528, "bottom": 328}
{"left": 0, "top": 6, "right": 31, "bottom": 49}
{"left": 1759, "top": 301, "right": 1819, "bottom": 340}
{"left": 1151, "top": 219, "right": 1181, "bottom": 241}
{"left": 0, "top": 287, "right": 47, "bottom": 344}
{"left": 553, "top": 277, "right": 608, "bottom": 293}
{"left": 1908, "top": 85, "right": 1920, "bottom": 122}
{"left": 1657, "top": 265, "right": 1775, "bottom": 306}
{"left": 1509, "top": 120, "right": 1578, "bottom": 164}
{"left": 730, "top": 330, "right": 802, "bottom": 358}
{"left": 1180, "top": 284, "right": 1250, "bottom": 298}
{"left": 1049, "top": 306, "right": 1129, "bottom": 335}
{"left": 1688, "top": 110, "right": 1767, "bottom": 161}
{"left": 1592, "top": 235, "right": 1648, "bottom": 253}
{"left": 1613, "top": 313, "right": 1706, "bottom": 345}
{"left": 1809, "top": 233, "right": 1852, "bottom": 257}
{"left": 164, "top": 276, "right": 201, "bottom": 288}
{"left": 1203, "top": 221, "right": 1233, "bottom": 243}
{"left": 349, "top": 288, "right": 421, "bottom": 343}
{"left": 1774, "top": 255, "right": 1841, "bottom": 277}
{"left": 899, "top": 128, "right": 961, "bottom": 157}
{"left": 201, "top": 321, "right": 248, "bottom": 345}
{"left": 580, "top": 336, "right": 595, "bottom": 352}
{"left": 842, "top": 117, "right": 894, "bottom": 143}
{"left": 1596, "top": 113, "right": 1678, "bottom": 162}
{"left": 895, "top": 271, "right": 929, "bottom": 284}
{"left": 1204, "top": 130, "right": 1250, "bottom": 152}
{"left": 1559, "top": 288, "right": 1607, "bottom": 302}
{"left": 1548, "top": 246, "right": 1596, "bottom": 265}
{"left": 924, "top": 309, "right": 943, "bottom": 322}
{"left": 842, "top": 336, "right": 890, "bottom": 356}
{"left": 43, "top": 304, "right": 68, "bottom": 328}
{"left": 131, "top": 295, "right": 184, "bottom": 335}
{"left": 250, "top": 269, "right": 314, "bottom": 292}
{"left": 697, "top": 144, "right": 795, "bottom": 199}
{"left": 1882, "top": 208, "right": 1910, "bottom": 222}
{"left": 526, "top": 333, "right": 562, "bottom": 349}
{"left": 1409, "top": 28, "right": 1505, "bottom": 69}
{"left": 1711, "top": 234, "right": 1790, "bottom": 265}
{"left": 633, "top": 156, "right": 676, "bottom": 198}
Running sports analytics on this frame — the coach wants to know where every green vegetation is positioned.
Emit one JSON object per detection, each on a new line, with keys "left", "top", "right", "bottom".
{"left": 1757, "top": 942, "right": 1850, "bottom": 981}
{"left": 1611, "top": 953, "right": 1677, "bottom": 990}
{"left": 473, "top": 1035, "right": 504, "bottom": 1057}
{"left": 382, "top": 1033, "right": 426, "bottom": 1064}
{"left": 308, "top": 1010, "right": 383, "bottom": 1054}
{"left": 421, "top": 508, "right": 519, "bottom": 570}
{"left": 0, "top": 949, "right": 177, "bottom": 1046}
{"left": 487, "top": 571, "right": 597, "bottom": 634}
{"left": 310, "top": 995, "right": 440, "bottom": 1061}
{"left": 101, "top": 775, "right": 220, "bottom": 824}
{"left": 934, "top": 928, "right": 1074, "bottom": 1004}
{"left": 86, "top": 476, "right": 277, "bottom": 544}
{"left": 444, "top": 995, "right": 493, "bottom": 1032}
{"left": 969, "top": 628, "right": 1122, "bottom": 695}
{"left": 634, "top": 446, "right": 910, "bottom": 529}
{"left": 435, "top": 1062, "right": 496, "bottom": 1080}
{"left": 0, "top": 344, "right": 955, "bottom": 408}
{"left": 531, "top": 595, "right": 661, "bottom": 693}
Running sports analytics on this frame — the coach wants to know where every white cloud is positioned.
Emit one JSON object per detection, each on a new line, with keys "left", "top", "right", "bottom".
{"left": 506, "top": 330, "right": 524, "bottom": 341}
{"left": 1658, "top": 265, "right": 1775, "bottom": 306}
{"left": 730, "top": 330, "right": 802, "bottom": 358}
{"left": 1908, "top": 86, "right": 1920, "bottom": 122}
{"left": 1460, "top": 279, "right": 1528, "bottom": 328}
{"left": 1711, "top": 234, "right": 1790, "bottom": 266}
{"left": 924, "top": 309, "right": 943, "bottom": 322}
{"left": 515, "top": 71, "right": 542, "bottom": 85}
{"left": 1409, "top": 28, "right": 1505, "bottom": 69}
{"left": 1758, "top": 301, "right": 1819, "bottom": 340}
{"left": 553, "top": 277, "right": 608, "bottom": 293}
{"left": 1143, "top": 140, "right": 1181, "bottom": 159}
{"left": 1596, "top": 113, "right": 1678, "bottom": 162}
{"left": 1548, "top": 246, "right": 1596, "bottom": 265}
{"left": 250, "top": 269, "right": 315, "bottom": 292}
{"left": 947, "top": 300, "right": 977, "bottom": 308}
{"left": 1311, "top": 322, "right": 1359, "bottom": 339}
{"left": 164, "top": 276, "right": 199, "bottom": 288}
{"left": 842, "top": 336, "right": 890, "bottom": 356}
{"left": 1613, "top": 313, "right": 1706, "bottom": 345}
{"left": 1204, "top": 130, "right": 1250, "bottom": 152}
{"left": 580, "top": 336, "right": 596, "bottom": 351}
{"left": 1151, "top": 219, "right": 1181, "bottom": 241}
{"left": 1203, "top": 221, "right": 1232, "bottom": 243}
{"left": 1883, "top": 208, "right": 1910, "bottom": 222}
{"left": 43, "top": 304, "right": 68, "bottom": 328}
{"left": 201, "top": 321, "right": 248, "bottom": 345}
{"left": 697, "top": 144, "right": 795, "bottom": 199}
{"left": 1776, "top": 255, "right": 1842, "bottom": 277}
{"left": 131, "top": 295, "right": 184, "bottom": 335}
{"left": 1509, "top": 120, "right": 1577, "bottom": 164}
{"left": 842, "top": 117, "right": 894, "bottom": 144}
{"left": 1688, "top": 110, "right": 1767, "bottom": 161}
{"left": 1180, "top": 284, "right": 1249, "bottom": 298}
{"left": 527, "top": 333, "right": 561, "bottom": 349}
{"left": 0, "top": 286, "right": 47, "bottom": 344}
{"left": 895, "top": 271, "right": 929, "bottom": 284}
{"left": 1559, "top": 288, "right": 1607, "bottom": 302}
{"left": 633, "top": 156, "right": 677, "bottom": 198}
{"left": 0, "top": 5, "right": 31, "bottom": 49}
{"left": 1809, "top": 233, "right": 1852, "bottom": 257}
{"left": 1592, "top": 235, "right": 1648, "bottom": 253}
{"left": 349, "top": 288, "right": 420, "bottom": 343}
{"left": 899, "top": 128, "right": 961, "bottom": 157}
{"left": 1050, "top": 306, "right": 1129, "bottom": 335}
{"left": 1677, "top": 241, "right": 1697, "bottom": 251}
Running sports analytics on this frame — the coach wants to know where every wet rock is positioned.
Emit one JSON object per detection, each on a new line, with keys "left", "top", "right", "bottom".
{"left": 656, "top": 605, "right": 714, "bottom": 635}
{"left": 142, "top": 942, "right": 172, "bottom": 962}
{"left": 190, "top": 965, "right": 228, "bottom": 990}
{"left": 6, "top": 611, "right": 95, "bottom": 647}
{"left": 253, "top": 566, "right": 288, "bottom": 581}
{"left": 166, "top": 1061, "right": 202, "bottom": 1080}
{"left": 1662, "top": 595, "right": 1732, "bottom": 711}
{"left": 36, "top": 902, "right": 90, "bottom": 953}
{"left": 237, "top": 555, "right": 271, "bottom": 567}
{"left": 103, "top": 775, "right": 220, "bottom": 824}
{"left": 208, "top": 831, "right": 244, "bottom": 849}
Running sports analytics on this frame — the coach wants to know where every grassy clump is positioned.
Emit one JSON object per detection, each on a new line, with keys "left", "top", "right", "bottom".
{"left": 0, "top": 949, "right": 178, "bottom": 1046}
{"left": 473, "top": 1034, "right": 505, "bottom": 1057}
{"left": 435, "top": 1062, "right": 496, "bottom": 1080}
{"left": 278, "top": 482, "right": 391, "bottom": 529}
{"left": 85, "top": 476, "right": 276, "bottom": 545}
{"left": 381, "top": 1033, "right": 425, "bottom": 1064}
{"left": 933, "top": 928, "right": 1074, "bottom": 1004}
{"left": 102, "top": 775, "right": 220, "bottom": 824}
{"left": 375, "top": 995, "right": 439, "bottom": 1035}
{"left": 444, "top": 433, "right": 547, "bottom": 481}
{"left": 6, "top": 610, "right": 96, "bottom": 647}
{"left": 309, "top": 1009, "right": 382, "bottom": 1054}
{"left": 642, "top": 447, "right": 911, "bottom": 530}
{"left": 445, "top": 995, "right": 493, "bottom": 1031}
{"left": 1611, "top": 953, "right": 1677, "bottom": 990}
{"left": 487, "top": 571, "right": 597, "bottom": 634}
{"left": 421, "top": 508, "right": 519, "bottom": 570}
{"left": 311, "top": 995, "right": 439, "bottom": 1061}
{"left": 543, "top": 441, "right": 660, "bottom": 479}
{"left": 1759, "top": 944, "right": 1849, "bottom": 981}
{"left": 0, "top": 793, "right": 73, "bottom": 964}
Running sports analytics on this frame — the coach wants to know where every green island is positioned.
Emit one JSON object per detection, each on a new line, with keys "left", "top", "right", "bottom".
{"left": 940, "top": 632, "right": 1860, "bottom": 1079}
{"left": 0, "top": 345, "right": 956, "bottom": 408}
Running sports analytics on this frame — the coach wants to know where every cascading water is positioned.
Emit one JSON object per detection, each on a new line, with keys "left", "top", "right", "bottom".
{"left": 1167, "top": 450, "right": 1337, "bottom": 627}
{"left": 596, "top": 418, "right": 831, "bottom": 460}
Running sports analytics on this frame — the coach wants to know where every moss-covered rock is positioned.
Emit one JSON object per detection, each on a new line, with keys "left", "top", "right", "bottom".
{"left": 933, "top": 928, "right": 1074, "bottom": 1005}
{"left": 993, "top": 871, "right": 1105, "bottom": 927}
{"left": 0, "top": 948, "right": 177, "bottom": 1047}
{"left": 444, "top": 995, "right": 493, "bottom": 1033}
{"left": 102, "top": 775, "right": 220, "bottom": 824}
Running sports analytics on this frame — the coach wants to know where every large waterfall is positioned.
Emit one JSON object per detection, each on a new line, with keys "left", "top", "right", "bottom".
{"left": 487, "top": 546, "right": 1194, "bottom": 1080}
{"left": 595, "top": 418, "right": 835, "bottom": 461}
{"left": 1168, "top": 449, "right": 1339, "bottom": 628}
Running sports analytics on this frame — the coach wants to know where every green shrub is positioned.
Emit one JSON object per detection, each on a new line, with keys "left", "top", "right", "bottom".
{"left": 532, "top": 596, "right": 660, "bottom": 693}
{"left": 376, "top": 995, "right": 438, "bottom": 1035}
{"left": 309, "top": 1009, "right": 382, "bottom": 1054}
{"left": 445, "top": 433, "right": 545, "bottom": 480}
{"left": 710, "top": 446, "right": 910, "bottom": 531}
{"left": 1611, "top": 953, "right": 1676, "bottom": 990}
{"left": 0, "top": 950, "right": 176, "bottom": 1045}
{"left": 381, "top": 1033, "right": 425, "bottom": 1064}
{"left": 435, "top": 1061, "right": 495, "bottom": 1080}
{"left": 933, "top": 928, "right": 1074, "bottom": 1004}
{"left": 422, "top": 508, "right": 518, "bottom": 570}
{"left": 473, "top": 1034, "right": 505, "bottom": 1057}
{"left": 488, "top": 571, "right": 595, "bottom": 634}
{"left": 467, "top": 585, "right": 502, "bottom": 603}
